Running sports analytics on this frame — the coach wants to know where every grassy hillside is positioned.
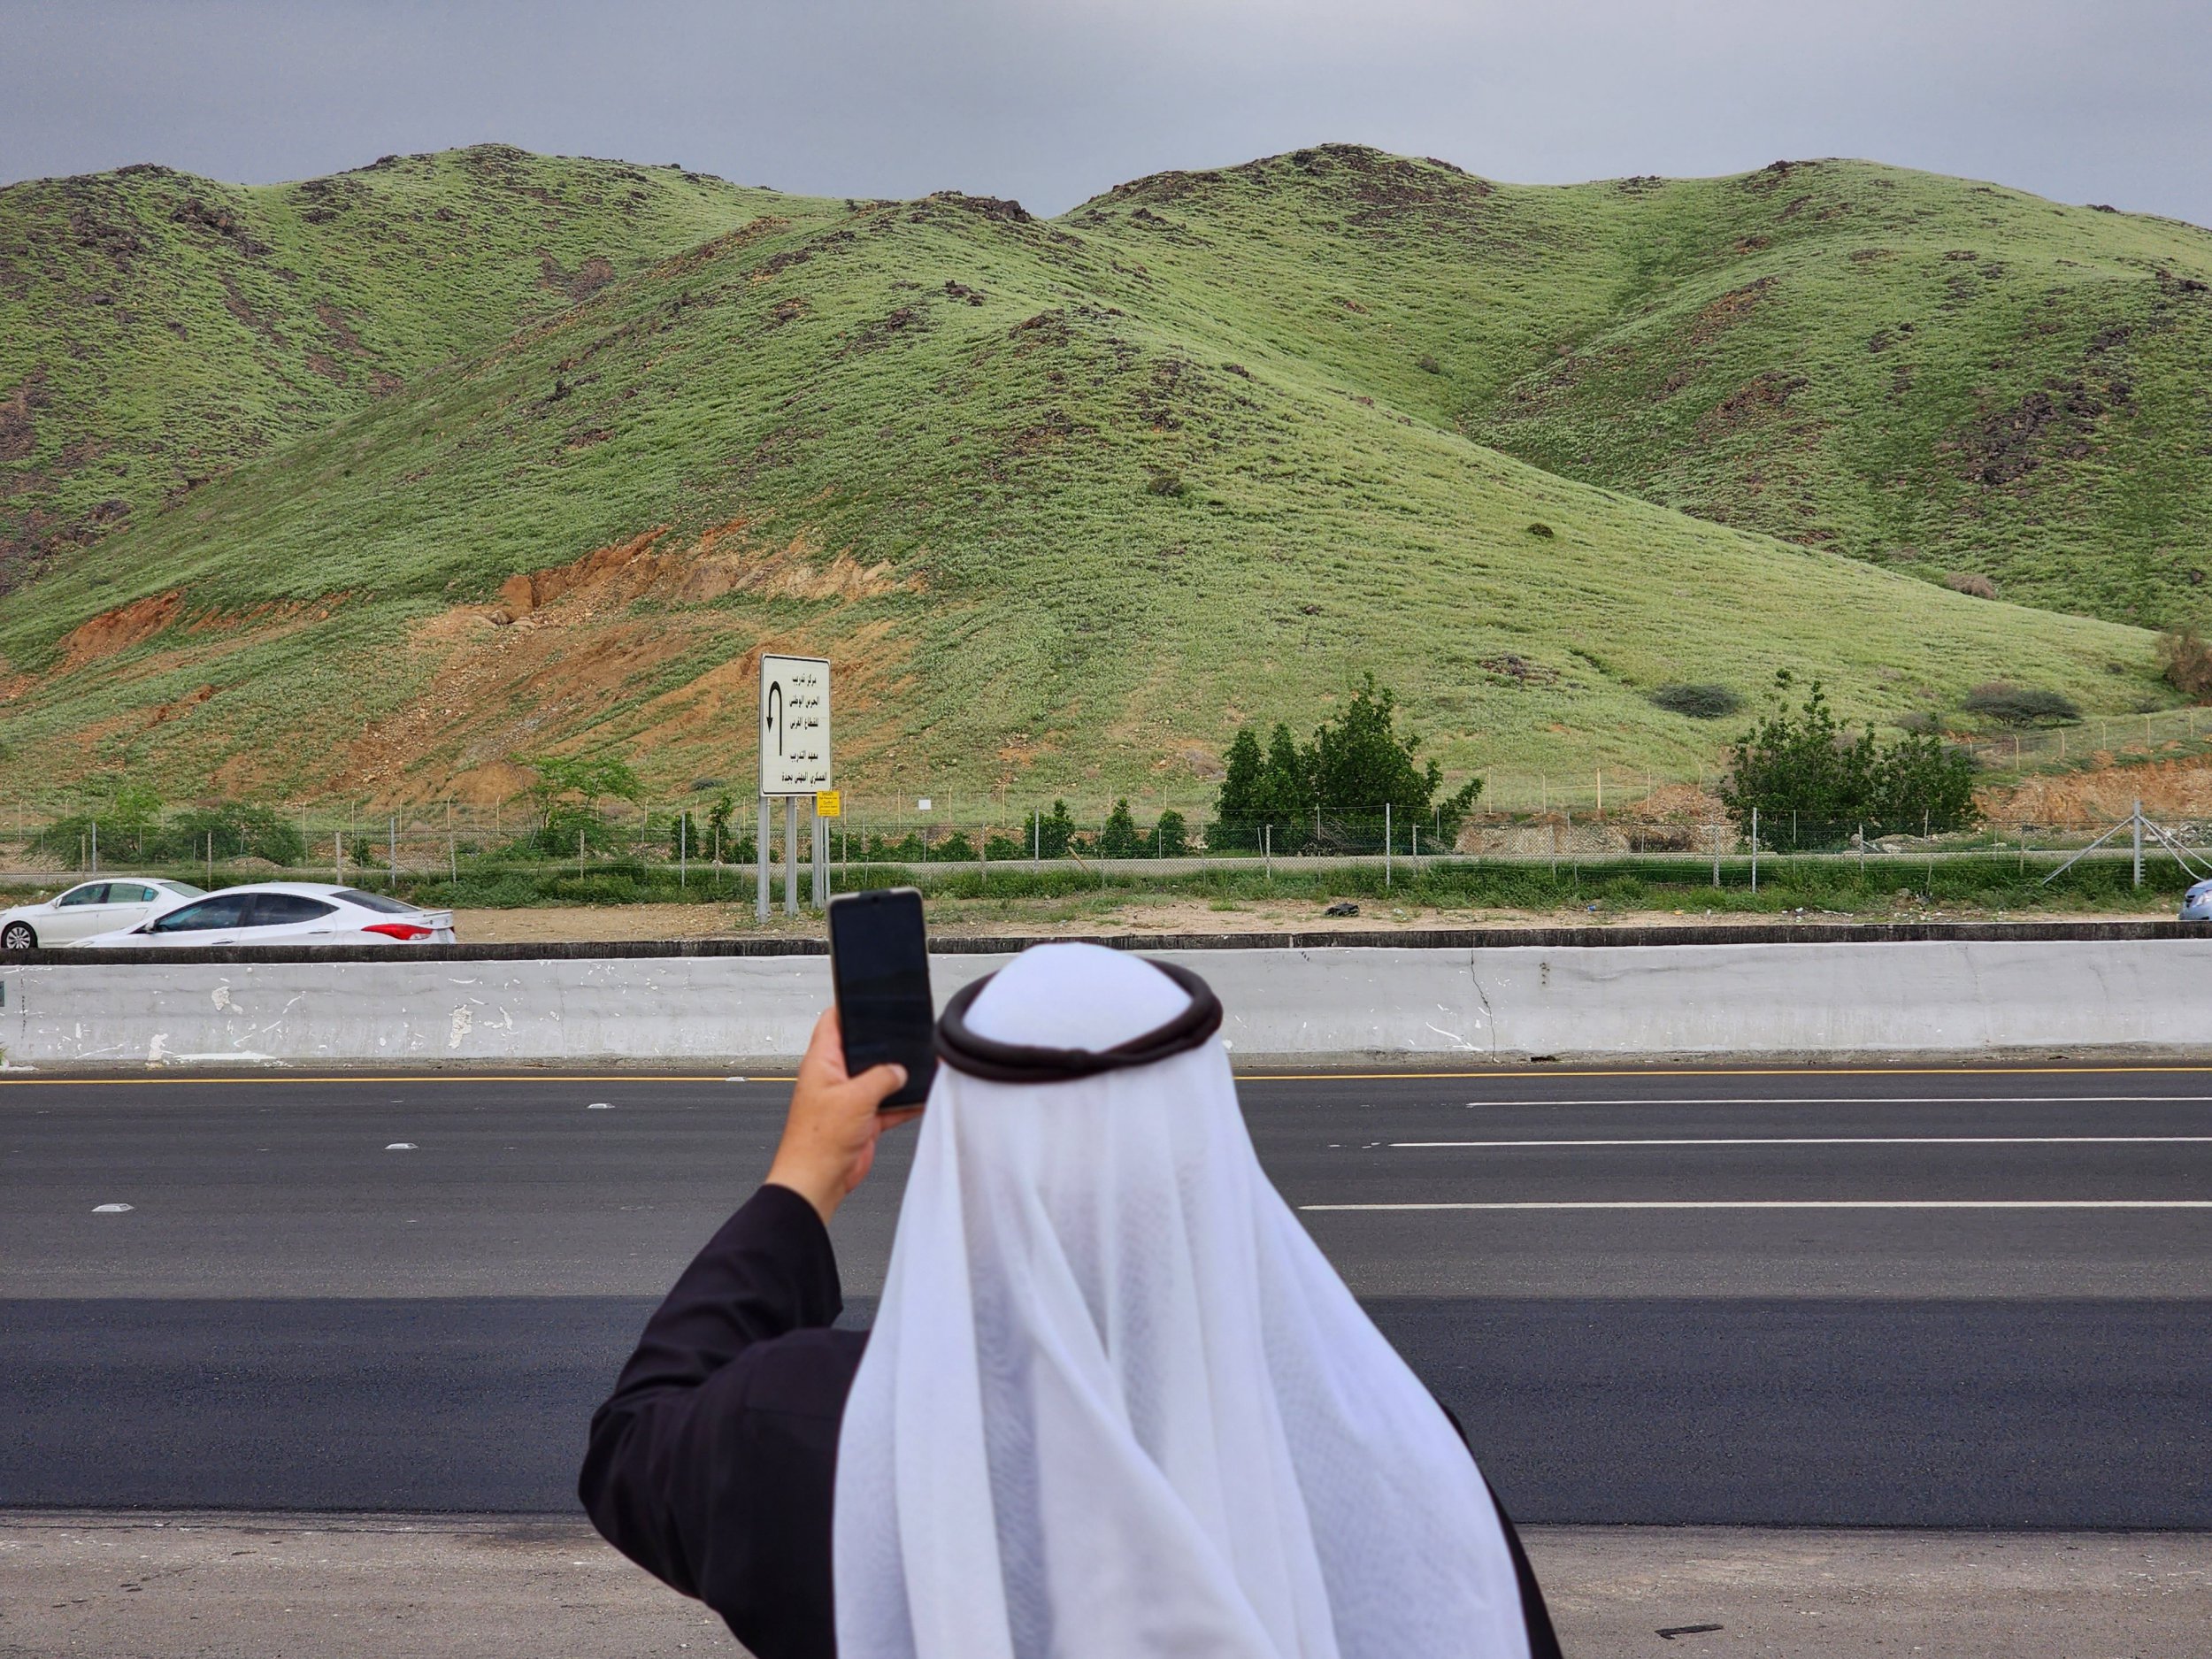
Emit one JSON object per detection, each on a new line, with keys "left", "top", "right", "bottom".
{"left": 0, "top": 146, "right": 838, "bottom": 588}
{"left": 0, "top": 150, "right": 2162, "bottom": 813}
{"left": 1064, "top": 148, "right": 2212, "bottom": 628}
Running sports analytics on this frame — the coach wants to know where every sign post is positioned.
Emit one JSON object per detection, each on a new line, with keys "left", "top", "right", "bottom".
{"left": 814, "top": 790, "right": 841, "bottom": 908}
{"left": 757, "top": 654, "right": 832, "bottom": 921}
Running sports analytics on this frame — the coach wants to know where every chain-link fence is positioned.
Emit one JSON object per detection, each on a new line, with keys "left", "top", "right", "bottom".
{"left": 10, "top": 795, "right": 2212, "bottom": 895}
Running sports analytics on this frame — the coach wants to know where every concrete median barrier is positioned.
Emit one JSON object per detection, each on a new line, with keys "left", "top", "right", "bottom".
{"left": 4, "top": 931, "right": 2208, "bottom": 1068}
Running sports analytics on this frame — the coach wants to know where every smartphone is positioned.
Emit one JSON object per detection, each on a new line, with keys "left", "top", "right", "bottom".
{"left": 826, "top": 887, "right": 936, "bottom": 1108}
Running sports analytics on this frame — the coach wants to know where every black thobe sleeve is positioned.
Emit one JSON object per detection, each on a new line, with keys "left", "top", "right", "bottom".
{"left": 580, "top": 1181, "right": 865, "bottom": 1659}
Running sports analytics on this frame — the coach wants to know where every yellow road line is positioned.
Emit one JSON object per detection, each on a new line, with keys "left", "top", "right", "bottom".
{"left": 0, "top": 1073, "right": 796, "bottom": 1087}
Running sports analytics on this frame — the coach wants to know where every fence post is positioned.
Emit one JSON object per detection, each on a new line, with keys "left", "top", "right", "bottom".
{"left": 1750, "top": 807, "right": 1758, "bottom": 893}
{"left": 1712, "top": 823, "right": 1720, "bottom": 888}
{"left": 784, "top": 797, "right": 798, "bottom": 917}
{"left": 2133, "top": 797, "right": 2143, "bottom": 888}
{"left": 1385, "top": 803, "right": 1392, "bottom": 886}
{"left": 90, "top": 819, "right": 98, "bottom": 873}
{"left": 679, "top": 810, "right": 687, "bottom": 888}
{"left": 334, "top": 831, "right": 342, "bottom": 885}
{"left": 388, "top": 815, "right": 398, "bottom": 887}
{"left": 757, "top": 797, "right": 771, "bottom": 923}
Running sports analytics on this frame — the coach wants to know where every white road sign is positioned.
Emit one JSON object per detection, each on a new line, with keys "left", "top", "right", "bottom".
{"left": 759, "top": 654, "right": 832, "bottom": 795}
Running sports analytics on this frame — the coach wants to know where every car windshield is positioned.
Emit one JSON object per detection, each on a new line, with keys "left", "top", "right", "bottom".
{"left": 157, "top": 881, "right": 206, "bottom": 898}
{"left": 336, "top": 889, "right": 420, "bottom": 915}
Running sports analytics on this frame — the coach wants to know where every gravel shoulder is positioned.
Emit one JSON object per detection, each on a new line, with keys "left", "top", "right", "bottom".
{"left": 449, "top": 896, "right": 2162, "bottom": 944}
{"left": 4, "top": 1515, "right": 2204, "bottom": 1658}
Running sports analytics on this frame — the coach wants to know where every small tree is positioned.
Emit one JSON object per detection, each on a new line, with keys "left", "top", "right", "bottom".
{"left": 521, "top": 753, "right": 641, "bottom": 855}
{"left": 1255, "top": 722, "right": 1314, "bottom": 838}
{"left": 1872, "top": 730, "right": 1978, "bottom": 833}
{"left": 706, "top": 792, "right": 737, "bottom": 856}
{"left": 1036, "top": 799, "right": 1077, "bottom": 858}
{"left": 1210, "top": 727, "right": 1265, "bottom": 849}
{"left": 1153, "top": 809, "right": 1189, "bottom": 857}
{"left": 1098, "top": 799, "right": 1142, "bottom": 858}
{"left": 1307, "top": 674, "right": 1482, "bottom": 849}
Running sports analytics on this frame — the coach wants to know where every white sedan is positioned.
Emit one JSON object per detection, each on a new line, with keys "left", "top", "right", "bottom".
{"left": 73, "top": 883, "right": 457, "bottom": 949}
{"left": 0, "top": 877, "right": 206, "bottom": 949}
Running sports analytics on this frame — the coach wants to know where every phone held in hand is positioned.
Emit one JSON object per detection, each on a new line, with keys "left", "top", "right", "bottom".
{"left": 826, "top": 887, "right": 936, "bottom": 1109}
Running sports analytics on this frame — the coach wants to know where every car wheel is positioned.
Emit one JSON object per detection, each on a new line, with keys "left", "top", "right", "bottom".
{"left": 2, "top": 921, "right": 37, "bottom": 950}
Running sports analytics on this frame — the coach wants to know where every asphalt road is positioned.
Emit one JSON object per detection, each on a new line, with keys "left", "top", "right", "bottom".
{"left": 4, "top": 1064, "right": 2208, "bottom": 1525}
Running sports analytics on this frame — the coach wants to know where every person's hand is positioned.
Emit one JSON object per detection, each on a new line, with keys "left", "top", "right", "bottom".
{"left": 764, "top": 1008, "right": 920, "bottom": 1224}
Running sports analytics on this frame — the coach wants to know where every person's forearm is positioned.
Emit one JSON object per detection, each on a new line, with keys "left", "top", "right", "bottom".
{"left": 580, "top": 1183, "right": 844, "bottom": 1595}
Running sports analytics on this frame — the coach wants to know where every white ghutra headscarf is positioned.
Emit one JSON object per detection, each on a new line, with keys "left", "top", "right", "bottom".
{"left": 834, "top": 942, "right": 1531, "bottom": 1659}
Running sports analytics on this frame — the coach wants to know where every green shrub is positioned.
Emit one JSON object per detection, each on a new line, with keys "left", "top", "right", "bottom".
{"left": 2156, "top": 628, "right": 2212, "bottom": 701}
{"left": 1153, "top": 809, "right": 1189, "bottom": 857}
{"left": 1717, "top": 674, "right": 1978, "bottom": 848}
{"left": 157, "top": 803, "right": 306, "bottom": 865}
{"left": 983, "top": 832, "right": 1027, "bottom": 861}
{"left": 35, "top": 783, "right": 165, "bottom": 866}
{"left": 933, "top": 831, "right": 978, "bottom": 863}
{"left": 1959, "top": 681, "right": 2079, "bottom": 726}
{"left": 1649, "top": 683, "right": 1742, "bottom": 719}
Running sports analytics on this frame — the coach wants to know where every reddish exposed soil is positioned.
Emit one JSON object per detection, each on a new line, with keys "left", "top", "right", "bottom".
{"left": 1983, "top": 755, "right": 2212, "bottom": 821}
{"left": 54, "top": 589, "right": 183, "bottom": 669}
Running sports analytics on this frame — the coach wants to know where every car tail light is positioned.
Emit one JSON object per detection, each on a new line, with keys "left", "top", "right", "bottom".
{"left": 363, "top": 921, "right": 434, "bottom": 941}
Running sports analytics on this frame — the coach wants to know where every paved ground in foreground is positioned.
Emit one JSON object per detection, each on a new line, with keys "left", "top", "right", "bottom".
{"left": 3, "top": 1514, "right": 2206, "bottom": 1658}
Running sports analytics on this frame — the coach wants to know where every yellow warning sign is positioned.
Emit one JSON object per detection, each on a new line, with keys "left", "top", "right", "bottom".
{"left": 814, "top": 789, "right": 842, "bottom": 818}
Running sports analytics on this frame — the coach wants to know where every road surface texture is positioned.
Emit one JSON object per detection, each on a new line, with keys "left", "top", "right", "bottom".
{"left": 4, "top": 1064, "right": 2208, "bottom": 1654}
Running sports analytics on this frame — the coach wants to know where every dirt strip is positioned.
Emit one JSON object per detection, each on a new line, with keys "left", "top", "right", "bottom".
{"left": 446, "top": 897, "right": 2165, "bottom": 944}
{"left": 2, "top": 1515, "right": 2205, "bottom": 1657}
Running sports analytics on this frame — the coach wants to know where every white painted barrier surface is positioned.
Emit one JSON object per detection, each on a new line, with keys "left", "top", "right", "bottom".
{"left": 4, "top": 938, "right": 2208, "bottom": 1067}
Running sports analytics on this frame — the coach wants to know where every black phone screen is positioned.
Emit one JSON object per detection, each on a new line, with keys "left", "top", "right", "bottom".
{"left": 827, "top": 888, "right": 935, "bottom": 1108}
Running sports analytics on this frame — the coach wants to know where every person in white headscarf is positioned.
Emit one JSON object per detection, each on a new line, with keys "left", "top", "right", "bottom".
{"left": 583, "top": 942, "right": 1559, "bottom": 1659}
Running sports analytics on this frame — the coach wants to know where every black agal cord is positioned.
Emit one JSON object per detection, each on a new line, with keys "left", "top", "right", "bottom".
{"left": 934, "top": 959, "right": 1224, "bottom": 1082}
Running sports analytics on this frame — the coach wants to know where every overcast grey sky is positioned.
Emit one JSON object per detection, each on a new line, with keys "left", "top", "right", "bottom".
{"left": 5, "top": 1, "right": 2208, "bottom": 226}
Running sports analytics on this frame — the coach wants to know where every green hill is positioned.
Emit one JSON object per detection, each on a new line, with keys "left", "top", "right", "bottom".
{"left": 0, "top": 145, "right": 836, "bottom": 588}
{"left": 1069, "top": 149, "right": 2212, "bottom": 627}
{"left": 0, "top": 145, "right": 2190, "bottom": 813}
